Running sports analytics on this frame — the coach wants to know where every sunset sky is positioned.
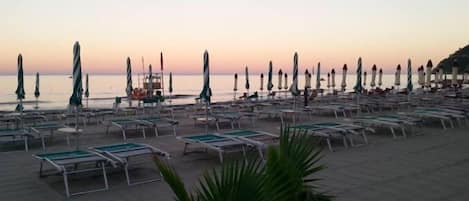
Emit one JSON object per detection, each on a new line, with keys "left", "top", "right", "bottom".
{"left": 1, "top": 0, "right": 468, "bottom": 75}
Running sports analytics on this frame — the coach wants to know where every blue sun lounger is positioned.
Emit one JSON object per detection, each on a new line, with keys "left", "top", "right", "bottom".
{"left": 29, "top": 122, "right": 69, "bottom": 150}
{"left": 90, "top": 142, "right": 169, "bottom": 186}
{"left": 0, "top": 128, "right": 31, "bottom": 151}
{"left": 34, "top": 150, "right": 114, "bottom": 197}
{"left": 177, "top": 133, "right": 247, "bottom": 163}
{"left": 105, "top": 118, "right": 150, "bottom": 140}
{"left": 135, "top": 116, "right": 178, "bottom": 136}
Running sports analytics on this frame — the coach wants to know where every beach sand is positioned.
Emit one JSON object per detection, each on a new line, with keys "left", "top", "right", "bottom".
{"left": 0, "top": 109, "right": 468, "bottom": 201}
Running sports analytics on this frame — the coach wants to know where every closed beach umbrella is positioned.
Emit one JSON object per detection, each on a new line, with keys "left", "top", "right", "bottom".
{"left": 370, "top": 65, "right": 377, "bottom": 88}
{"left": 289, "top": 52, "right": 300, "bottom": 96}
{"left": 278, "top": 69, "right": 283, "bottom": 90}
{"left": 34, "top": 72, "right": 40, "bottom": 98}
{"left": 417, "top": 66, "right": 424, "bottom": 87}
{"left": 452, "top": 61, "right": 459, "bottom": 86}
{"left": 395, "top": 64, "right": 401, "bottom": 87}
{"left": 148, "top": 64, "right": 153, "bottom": 96}
{"left": 284, "top": 73, "right": 288, "bottom": 90}
{"left": 69, "top": 42, "right": 83, "bottom": 107}
{"left": 316, "top": 62, "right": 321, "bottom": 90}
{"left": 378, "top": 68, "right": 383, "bottom": 87}
{"left": 426, "top": 60, "right": 433, "bottom": 88}
{"left": 34, "top": 72, "right": 40, "bottom": 109}
{"left": 69, "top": 42, "right": 83, "bottom": 133}
{"left": 434, "top": 69, "right": 440, "bottom": 88}
{"left": 199, "top": 50, "right": 212, "bottom": 102}
{"left": 304, "top": 69, "right": 310, "bottom": 88}
{"left": 407, "top": 59, "right": 413, "bottom": 92}
{"left": 15, "top": 54, "right": 25, "bottom": 112}
{"left": 245, "top": 66, "right": 250, "bottom": 94}
{"left": 233, "top": 73, "right": 238, "bottom": 92}
{"left": 169, "top": 72, "right": 173, "bottom": 93}
{"left": 354, "top": 57, "right": 363, "bottom": 93}
{"left": 438, "top": 68, "right": 444, "bottom": 85}
{"left": 327, "top": 73, "right": 330, "bottom": 89}
{"left": 363, "top": 71, "right": 367, "bottom": 87}
{"left": 126, "top": 57, "right": 133, "bottom": 106}
{"left": 341, "top": 64, "right": 347, "bottom": 91}
{"left": 331, "top": 69, "right": 336, "bottom": 89}
{"left": 260, "top": 73, "right": 264, "bottom": 91}
{"left": 308, "top": 73, "right": 312, "bottom": 89}
{"left": 267, "top": 61, "right": 273, "bottom": 91}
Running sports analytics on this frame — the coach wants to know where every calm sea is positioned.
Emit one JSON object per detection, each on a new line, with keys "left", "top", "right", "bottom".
{"left": 0, "top": 74, "right": 420, "bottom": 111}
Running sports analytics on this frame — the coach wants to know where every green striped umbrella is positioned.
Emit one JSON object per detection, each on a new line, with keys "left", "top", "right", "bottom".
{"left": 354, "top": 57, "right": 362, "bottom": 93}
{"left": 34, "top": 72, "right": 40, "bottom": 109}
{"left": 267, "top": 61, "right": 273, "bottom": 92}
{"left": 15, "top": 54, "right": 25, "bottom": 112}
{"left": 289, "top": 52, "right": 300, "bottom": 96}
{"left": 69, "top": 42, "right": 83, "bottom": 107}
{"left": 126, "top": 57, "right": 133, "bottom": 106}
{"left": 278, "top": 69, "right": 283, "bottom": 90}
{"left": 341, "top": 64, "right": 347, "bottom": 91}
{"left": 245, "top": 66, "right": 250, "bottom": 95}
{"left": 407, "top": 59, "right": 413, "bottom": 92}
{"left": 327, "top": 73, "right": 330, "bottom": 89}
{"left": 199, "top": 50, "right": 212, "bottom": 102}
{"left": 148, "top": 64, "right": 153, "bottom": 96}
{"left": 316, "top": 62, "right": 321, "bottom": 90}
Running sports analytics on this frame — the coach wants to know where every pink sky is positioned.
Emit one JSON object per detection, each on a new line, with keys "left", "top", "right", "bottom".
{"left": 1, "top": 0, "right": 468, "bottom": 75}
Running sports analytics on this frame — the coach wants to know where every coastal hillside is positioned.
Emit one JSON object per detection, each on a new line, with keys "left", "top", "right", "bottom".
{"left": 437, "top": 45, "right": 469, "bottom": 73}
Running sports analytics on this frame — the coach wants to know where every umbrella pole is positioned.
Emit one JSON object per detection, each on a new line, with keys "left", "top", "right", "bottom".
{"left": 356, "top": 93, "right": 361, "bottom": 117}
{"left": 35, "top": 97, "right": 38, "bottom": 109}
{"left": 205, "top": 101, "right": 209, "bottom": 133}
{"left": 19, "top": 99, "right": 24, "bottom": 128}
{"left": 75, "top": 105, "right": 80, "bottom": 150}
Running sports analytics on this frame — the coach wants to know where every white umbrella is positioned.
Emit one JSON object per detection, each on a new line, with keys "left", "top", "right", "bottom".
{"left": 434, "top": 68, "right": 440, "bottom": 88}
{"left": 341, "top": 64, "right": 347, "bottom": 91}
{"left": 395, "top": 64, "right": 401, "bottom": 87}
{"left": 284, "top": 73, "right": 288, "bottom": 90}
{"left": 417, "top": 66, "right": 424, "bottom": 87}
{"left": 452, "top": 61, "right": 459, "bottom": 86}
{"left": 326, "top": 73, "right": 330, "bottom": 89}
{"left": 370, "top": 65, "right": 377, "bottom": 88}
{"left": 426, "top": 60, "right": 433, "bottom": 88}
{"left": 304, "top": 69, "right": 310, "bottom": 88}
{"left": 233, "top": 73, "right": 238, "bottom": 101}
{"left": 278, "top": 69, "right": 283, "bottom": 91}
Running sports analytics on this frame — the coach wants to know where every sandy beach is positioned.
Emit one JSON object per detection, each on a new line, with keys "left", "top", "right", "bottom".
{"left": 1, "top": 103, "right": 468, "bottom": 201}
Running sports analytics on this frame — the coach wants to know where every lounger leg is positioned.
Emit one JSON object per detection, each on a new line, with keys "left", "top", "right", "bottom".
{"left": 125, "top": 164, "right": 131, "bottom": 185}
{"left": 334, "top": 111, "right": 338, "bottom": 119}
{"left": 361, "top": 130, "right": 368, "bottom": 144}
{"left": 257, "top": 147, "right": 264, "bottom": 161}
{"left": 449, "top": 120, "right": 454, "bottom": 128}
{"left": 441, "top": 119, "right": 446, "bottom": 130}
{"left": 122, "top": 130, "right": 127, "bottom": 140}
{"left": 102, "top": 163, "right": 109, "bottom": 190}
{"left": 390, "top": 127, "right": 397, "bottom": 139}
{"left": 172, "top": 126, "right": 176, "bottom": 136}
{"left": 183, "top": 143, "right": 188, "bottom": 155}
{"left": 216, "top": 121, "right": 220, "bottom": 131}
{"left": 63, "top": 170, "right": 70, "bottom": 198}
{"left": 401, "top": 127, "right": 407, "bottom": 138}
{"left": 24, "top": 137, "right": 28, "bottom": 152}
{"left": 142, "top": 127, "right": 146, "bottom": 139}
{"left": 326, "top": 138, "right": 333, "bottom": 152}
{"left": 41, "top": 135, "right": 46, "bottom": 151}
{"left": 343, "top": 136, "right": 349, "bottom": 148}
{"left": 155, "top": 127, "right": 159, "bottom": 137}
{"left": 348, "top": 135, "right": 355, "bottom": 147}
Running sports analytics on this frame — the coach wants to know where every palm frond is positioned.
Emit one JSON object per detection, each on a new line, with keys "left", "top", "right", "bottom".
{"left": 153, "top": 155, "right": 193, "bottom": 201}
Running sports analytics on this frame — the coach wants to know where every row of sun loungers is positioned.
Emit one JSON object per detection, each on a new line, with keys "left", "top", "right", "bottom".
{"left": 104, "top": 116, "right": 178, "bottom": 140}
{"left": 34, "top": 142, "right": 168, "bottom": 197}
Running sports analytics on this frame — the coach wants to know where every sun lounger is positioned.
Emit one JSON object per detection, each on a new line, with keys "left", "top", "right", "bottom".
{"left": 353, "top": 115, "right": 409, "bottom": 138}
{"left": 136, "top": 116, "right": 178, "bottom": 136}
{"left": 289, "top": 124, "right": 348, "bottom": 151}
{"left": 177, "top": 133, "right": 247, "bottom": 163}
{"left": 0, "top": 128, "right": 31, "bottom": 151}
{"left": 221, "top": 130, "right": 279, "bottom": 160}
{"left": 29, "top": 122, "right": 69, "bottom": 150}
{"left": 34, "top": 150, "right": 114, "bottom": 197}
{"left": 211, "top": 112, "right": 242, "bottom": 129}
{"left": 105, "top": 118, "right": 150, "bottom": 140}
{"left": 90, "top": 142, "right": 169, "bottom": 185}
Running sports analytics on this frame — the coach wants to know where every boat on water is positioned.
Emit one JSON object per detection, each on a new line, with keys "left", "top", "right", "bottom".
{"left": 132, "top": 72, "right": 165, "bottom": 104}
